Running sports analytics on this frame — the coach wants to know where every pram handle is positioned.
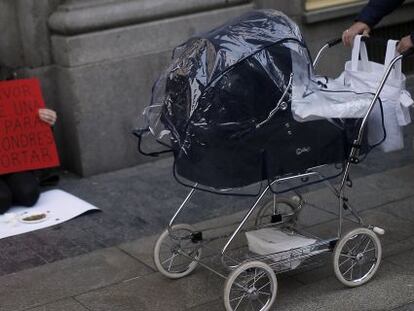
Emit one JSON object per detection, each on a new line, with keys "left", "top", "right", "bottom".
{"left": 327, "top": 38, "right": 342, "bottom": 48}
{"left": 313, "top": 38, "right": 342, "bottom": 67}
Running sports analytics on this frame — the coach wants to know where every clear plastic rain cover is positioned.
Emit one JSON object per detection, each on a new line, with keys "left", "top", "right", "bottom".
{"left": 141, "top": 10, "right": 370, "bottom": 190}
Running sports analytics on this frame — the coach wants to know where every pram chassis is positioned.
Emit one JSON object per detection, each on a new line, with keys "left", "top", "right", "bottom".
{"left": 152, "top": 38, "right": 413, "bottom": 311}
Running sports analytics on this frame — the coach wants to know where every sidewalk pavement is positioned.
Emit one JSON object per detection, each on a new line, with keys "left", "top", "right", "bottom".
{"left": 2, "top": 127, "right": 414, "bottom": 278}
{"left": 2, "top": 161, "right": 414, "bottom": 311}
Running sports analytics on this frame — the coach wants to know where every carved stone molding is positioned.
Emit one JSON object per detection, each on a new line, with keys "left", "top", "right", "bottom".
{"left": 49, "top": 0, "right": 251, "bottom": 35}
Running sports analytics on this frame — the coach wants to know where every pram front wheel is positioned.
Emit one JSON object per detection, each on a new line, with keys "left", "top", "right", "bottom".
{"left": 224, "top": 261, "right": 277, "bottom": 311}
{"left": 333, "top": 227, "right": 382, "bottom": 287}
{"left": 255, "top": 196, "right": 301, "bottom": 228}
{"left": 153, "top": 224, "right": 202, "bottom": 279}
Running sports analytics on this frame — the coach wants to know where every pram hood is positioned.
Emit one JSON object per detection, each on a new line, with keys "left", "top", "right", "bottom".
{"left": 145, "top": 10, "right": 309, "bottom": 142}
{"left": 142, "top": 9, "right": 363, "bottom": 190}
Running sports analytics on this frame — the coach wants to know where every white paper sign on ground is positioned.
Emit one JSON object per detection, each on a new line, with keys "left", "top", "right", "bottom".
{"left": 0, "top": 189, "right": 100, "bottom": 239}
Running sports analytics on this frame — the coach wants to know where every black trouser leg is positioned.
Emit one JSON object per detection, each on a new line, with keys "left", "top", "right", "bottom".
{"left": 5, "top": 172, "right": 40, "bottom": 207}
{"left": 0, "top": 178, "right": 12, "bottom": 214}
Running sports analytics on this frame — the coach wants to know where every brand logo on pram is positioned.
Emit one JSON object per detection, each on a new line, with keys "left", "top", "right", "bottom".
{"left": 296, "top": 147, "right": 311, "bottom": 156}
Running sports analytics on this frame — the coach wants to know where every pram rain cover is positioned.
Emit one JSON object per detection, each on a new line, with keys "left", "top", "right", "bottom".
{"left": 143, "top": 10, "right": 360, "bottom": 190}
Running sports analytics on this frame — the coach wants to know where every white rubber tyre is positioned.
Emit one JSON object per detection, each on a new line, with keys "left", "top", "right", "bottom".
{"left": 333, "top": 227, "right": 382, "bottom": 287}
{"left": 153, "top": 224, "right": 202, "bottom": 279}
{"left": 224, "top": 261, "right": 277, "bottom": 311}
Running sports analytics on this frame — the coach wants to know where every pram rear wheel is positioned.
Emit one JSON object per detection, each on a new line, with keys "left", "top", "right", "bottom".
{"left": 153, "top": 224, "right": 202, "bottom": 279}
{"left": 333, "top": 227, "right": 382, "bottom": 287}
{"left": 224, "top": 261, "right": 277, "bottom": 311}
{"left": 255, "top": 197, "right": 301, "bottom": 228}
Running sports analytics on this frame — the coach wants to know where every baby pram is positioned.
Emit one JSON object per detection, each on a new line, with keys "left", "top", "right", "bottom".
{"left": 134, "top": 10, "right": 413, "bottom": 311}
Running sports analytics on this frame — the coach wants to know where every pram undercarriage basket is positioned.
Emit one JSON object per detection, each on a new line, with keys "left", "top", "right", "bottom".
{"left": 134, "top": 9, "right": 414, "bottom": 311}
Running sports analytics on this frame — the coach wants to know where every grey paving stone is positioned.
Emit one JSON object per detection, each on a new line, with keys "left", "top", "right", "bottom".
{"left": 305, "top": 217, "right": 358, "bottom": 241}
{"left": 76, "top": 267, "right": 302, "bottom": 311}
{"left": 19, "top": 247, "right": 411, "bottom": 311}
{"left": 307, "top": 165, "right": 414, "bottom": 214}
{"left": 306, "top": 197, "right": 414, "bottom": 245}
{"left": 76, "top": 269, "right": 223, "bottom": 311}
{"left": 26, "top": 298, "right": 88, "bottom": 311}
{"left": 187, "top": 299, "right": 223, "bottom": 311}
{"left": 297, "top": 199, "right": 337, "bottom": 227}
{"left": 0, "top": 248, "right": 152, "bottom": 311}
{"left": 271, "top": 262, "right": 414, "bottom": 311}
{"left": 282, "top": 164, "right": 414, "bottom": 229}
{"left": 186, "top": 272, "right": 329, "bottom": 311}
{"left": 383, "top": 236, "right": 414, "bottom": 259}
{"left": 118, "top": 235, "right": 158, "bottom": 271}
{"left": 387, "top": 248, "right": 414, "bottom": 273}
{"left": 0, "top": 237, "right": 47, "bottom": 274}
{"left": 25, "top": 229, "right": 87, "bottom": 262}
{"left": 381, "top": 164, "right": 414, "bottom": 185}
{"left": 359, "top": 208, "right": 414, "bottom": 243}
{"left": 392, "top": 302, "right": 414, "bottom": 311}
{"left": 286, "top": 253, "right": 334, "bottom": 285}
{"left": 377, "top": 195, "right": 414, "bottom": 223}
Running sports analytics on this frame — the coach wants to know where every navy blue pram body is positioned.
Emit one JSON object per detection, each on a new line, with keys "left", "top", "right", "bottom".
{"left": 145, "top": 10, "right": 363, "bottom": 189}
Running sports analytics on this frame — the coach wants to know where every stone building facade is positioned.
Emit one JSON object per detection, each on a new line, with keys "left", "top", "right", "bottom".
{"left": 1, "top": 0, "right": 413, "bottom": 176}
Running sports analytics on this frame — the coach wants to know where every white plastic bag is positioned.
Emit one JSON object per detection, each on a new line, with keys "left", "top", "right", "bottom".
{"left": 344, "top": 35, "right": 412, "bottom": 152}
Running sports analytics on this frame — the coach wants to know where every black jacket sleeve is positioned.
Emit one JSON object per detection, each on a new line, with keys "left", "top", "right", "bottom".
{"left": 356, "top": 0, "right": 405, "bottom": 27}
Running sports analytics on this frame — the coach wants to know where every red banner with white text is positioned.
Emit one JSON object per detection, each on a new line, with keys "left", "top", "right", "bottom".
{"left": 0, "top": 79, "right": 60, "bottom": 174}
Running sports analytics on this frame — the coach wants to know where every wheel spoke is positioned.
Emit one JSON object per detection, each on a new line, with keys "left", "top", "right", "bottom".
{"left": 338, "top": 257, "right": 352, "bottom": 268}
{"left": 347, "top": 235, "right": 365, "bottom": 254}
{"left": 258, "top": 297, "right": 266, "bottom": 308}
{"left": 161, "top": 253, "right": 178, "bottom": 266}
{"left": 363, "top": 239, "right": 372, "bottom": 253}
{"left": 183, "top": 247, "right": 199, "bottom": 258}
{"left": 257, "top": 281, "right": 271, "bottom": 292}
{"left": 253, "top": 272, "right": 266, "bottom": 285}
{"left": 230, "top": 294, "right": 248, "bottom": 303}
{"left": 245, "top": 271, "right": 265, "bottom": 287}
{"left": 350, "top": 263, "right": 353, "bottom": 280}
{"left": 258, "top": 291, "right": 271, "bottom": 296}
{"left": 363, "top": 248, "right": 375, "bottom": 254}
{"left": 231, "top": 287, "right": 247, "bottom": 293}
{"left": 355, "top": 236, "right": 368, "bottom": 253}
{"left": 233, "top": 280, "right": 250, "bottom": 292}
{"left": 233, "top": 293, "right": 247, "bottom": 311}
{"left": 340, "top": 253, "right": 356, "bottom": 259}
{"left": 168, "top": 254, "right": 177, "bottom": 272}
{"left": 343, "top": 261, "right": 357, "bottom": 279}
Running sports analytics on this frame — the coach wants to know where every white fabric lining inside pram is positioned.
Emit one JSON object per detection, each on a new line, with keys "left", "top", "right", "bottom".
{"left": 245, "top": 228, "right": 316, "bottom": 268}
